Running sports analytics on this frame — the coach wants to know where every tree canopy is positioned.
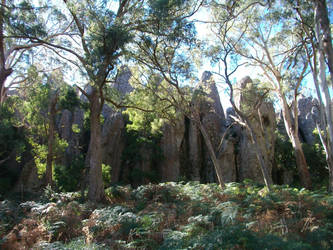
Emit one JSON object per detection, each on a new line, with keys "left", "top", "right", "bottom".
{"left": 0, "top": 0, "right": 333, "bottom": 201}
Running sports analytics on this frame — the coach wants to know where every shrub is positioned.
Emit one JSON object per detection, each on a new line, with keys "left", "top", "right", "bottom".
{"left": 102, "top": 164, "right": 111, "bottom": 188}
{"left": 0, "top": 97, "right": 27, "bottom": 194}
{"left": 54, "top": 156, "right": 84, "bottom": 192}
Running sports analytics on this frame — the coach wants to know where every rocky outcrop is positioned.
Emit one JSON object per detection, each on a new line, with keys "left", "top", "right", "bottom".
{"left": 13, "top": 160, "right": 41, "bottom": 193}
{"left": 102, "top": 67, "right": 132, "bottom": 183}
{"left": 111, "top": 66, "right": 133, "bottom": 95}
{"left": 57, "top": 108, "right": 84, "bottom": 165}
{"left": 58, "top": 67, "right": 132, "bottom": 184}
{"left": 102, "top": 112, "right": 125, "bottom": 183}
{"left": 200, "top": 71, "right": 225, "bottom": 122}
{"left": 53, "top": 70, "right": 280, "bottom": 187}
{"left": 218, "top": 137, "right": 237, "bottom": 182}
{"left": 197, "top": 72, "right": 233, "bottom": 183}
{"left": 188, "top": 120, "right": 202, "bottom": 181}
{"left": 234, "top": 76, "right": 276, "bottom": 184}
{"left": 297, "top": 96, "right": 320, "bottom": 144}
{"left": 160, "top": 117, "right": 185, "bottom": 181}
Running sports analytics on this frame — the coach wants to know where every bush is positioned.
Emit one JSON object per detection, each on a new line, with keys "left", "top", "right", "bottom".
{"left": 0, "top": 97, "right": 27, "bottom": 194}
{"left": 102, "top": 164, "right": 111, "bottom": 188}
{"left": 274, "top": 127, "right": 328, "bottom": 187}
{"left": 54, "top": 156, "right": 84, "bottom": 192}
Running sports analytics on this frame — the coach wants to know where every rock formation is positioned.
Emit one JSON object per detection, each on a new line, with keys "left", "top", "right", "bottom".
{"left": 297, "top": 96, "right": 320, "bottom": 144}
{"left": 160, "top": 117, "right": 185, "bottom": 181}
{"left": 15, "top": 68, "right": 314, "bottom": 192}
{"left": 197, "top": 72, "right": 234, "bottom": 183}
{"left": 102, "top": 112, "right": 125, "bottom": 183}
{"left": 233, "top": 76, "right": 276, "bottom": 184}
{"left": 13, "top": 160, "right": 41, "bottom": 193}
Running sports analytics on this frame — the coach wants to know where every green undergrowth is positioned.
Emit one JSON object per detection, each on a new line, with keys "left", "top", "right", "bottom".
{"left": 1, "top": 181, "right": 333, "bottom": 249}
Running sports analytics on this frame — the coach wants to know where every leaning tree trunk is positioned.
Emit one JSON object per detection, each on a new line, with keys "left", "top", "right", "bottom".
{"left": 45, "top": 95, "right": 58, "bottom": 187}
{"left": 246, "top": 121, "right": 273, "bottom": 189}
{"left": 87, "top": 88, "right": 104, "bottom": 202}
{"left": 279, "top": 94, "right": 312, "bottom": 189}
{"left": 197, "top": 120, "right": 225, "bottom": 187}
{"left": 224, "top": 76, "right": 273, "bottom": 190}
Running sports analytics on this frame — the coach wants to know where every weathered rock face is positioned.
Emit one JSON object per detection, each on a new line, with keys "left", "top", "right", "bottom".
{"left": 200, "top": 71, "right": 225, "bottom": 122}
{"left": 111, "top": 66, "right": 133, "bottom": 95}
{"left": 13, "top": 160, "right": 41, "bottom": 193}
{"left": 234, "top": 76, "right": 276, "bottom": 184}
{"left": 101, "top": 67, "right": 132, "bottom": 183}
{"left": 197, "top": 72, "right": 234, "bottom": 183}
{"left": 102, "top": 112, "right": 125, "bottom": 183}
{"left": 160, "top": 117, "right": 185, "bottom": 181}
{"left": 57, "top": 108, "right": 84, "bottom": 165}
{"left": 217, "top": 137, "right": 237, "bottom": 183}
{"left": 188, "top": 120, "right": 202, "bottom": 181}
{"left": 53, "top": 70, "right": 280, "bottom": 187}
{"left": 297, "top": 96, "right": 320, "bottom": 144}
{"left": 55, "top": 67, "right": 132, "bottom": 185}
{"left": 177, "top": 72, "right": 236, "bottom": 183}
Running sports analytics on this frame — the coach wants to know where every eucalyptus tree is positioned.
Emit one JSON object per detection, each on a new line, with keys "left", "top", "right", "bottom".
{"left": 208, "top": 0, "right": 312, "bottom": 189}
{"left": 313, "top": 0, "right": 333, "bottom": 80}
{"left": 21, "top": 0, "right": 203, "bottom": 201}
{"left": 128, "top": 0, "right": 231, "bottom": 187}
{"left": 203, "top": 0, "right": 274, "bottom": 188}
{"left": 0, "top": 0, "right": 59, "bottom": 104}
{"left": 313, "top": 0, "right": 333, "bottom": 191}
{"left": 22, "top": 66, "right": 78, "bottom": 187}
{"left": 294, "top": 0, "right": 333, "bottom": 191}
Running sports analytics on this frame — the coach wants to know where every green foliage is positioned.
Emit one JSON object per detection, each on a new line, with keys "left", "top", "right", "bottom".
{"left": 102, "top": 164, "right": 112, "bottom": 188}
{"left": 302, "top": 129, "right": 328, "bottom": 186}
{"left": 71, "top": 124, "right": 81, "bottom": 134}
{"left": 6, "top": 0, "right": 49, "bottom": 38}
{"left": 36, "top": 237, "right": 106, "bottom": 250}
{"left": 1, "top": 182, "right": 333, "bottom": 249}
{"left": 41, "top": 184, "right": 60, "bottom": 202}
{"left": 58, "top": 85, "right": 80, "bottom": 112}
{"left": 275, "top": 127, "right": 328, "bottom": 187}
{"left": 0, "top": 97, "right": 27, "bottom": 194}
{"left": 21, "top": 67, "right": 80, "bottom": 182}
{"left": 105, "top": 185, "right": 130, "bottom": 201}
{"left": 54, "top": 156, "right": 84, "bottom": 192}
{"left": 238, "top": 78, "right": 271, "bottom": 115}
{"left": 275, "top": 127, "right": 296, "bottom": 171}
{"left": 30, "top": 141, "right": 47, "bottom": 178}
{"left": 120, "top": 90, "right": 164, "bottom": 184}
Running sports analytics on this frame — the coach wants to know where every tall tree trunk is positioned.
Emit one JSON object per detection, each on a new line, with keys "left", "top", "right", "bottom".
{"left": 329, "top": 158, "right": 333, "bottom": 192}
{"left": 87, "top": 88, "right": 104, "bottom": 202}
{"left": 197, "top": 120, "right": 225, "bottom": 187}
{"left": 279, "top": 94, "right": 312, "bottom": 189}
{"left": 314, "top": 1, "right": 333, "bottom": 192}
{"left": 317, "top": 51, "right": 333, "bottom": 191}
{"left": 312, "top": 65, "right": 333, "bottom": 191}
{"left": 0, "top": 68, "right": 12, "bottom": 104}
{"left": 314, "top": 0, "right": 333, "bottom": 79}
{"left": 0, "top": 0, "right": 11, "bottom": 105}
{"left": 45, "top": 95, "right": 58, "bottom": 187}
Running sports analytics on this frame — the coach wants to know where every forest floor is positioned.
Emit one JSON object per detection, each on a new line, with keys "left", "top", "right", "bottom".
{"left": 0, "top": 181, "right": 333, "bottom": 249}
